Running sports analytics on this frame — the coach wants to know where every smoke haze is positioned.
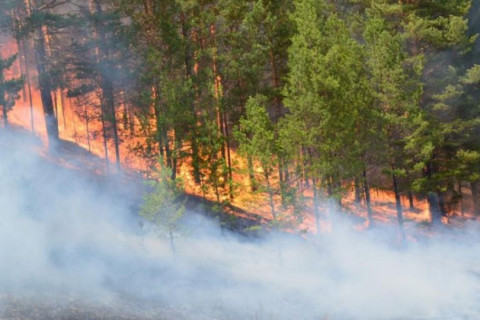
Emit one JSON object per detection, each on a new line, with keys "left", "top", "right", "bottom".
{"left": 1, "top": 129, "right": 480, "bottom": 320}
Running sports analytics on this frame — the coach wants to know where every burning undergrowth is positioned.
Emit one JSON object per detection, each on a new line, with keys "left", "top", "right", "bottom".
{"left": 1, "top": 129, "right": 480, "bottom": 320}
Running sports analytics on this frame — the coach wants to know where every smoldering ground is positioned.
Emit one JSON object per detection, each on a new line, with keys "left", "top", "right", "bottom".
{"left": 1, "top": 129, "right": 480, "bottom": 320}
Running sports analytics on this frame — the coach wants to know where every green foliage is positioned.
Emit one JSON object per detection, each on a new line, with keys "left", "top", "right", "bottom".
{"left": 140, "top": 159, "right": 186, "bottom": 245}
{"left": 283, "top": 0, "right": 369, "bottom": 193}
{"left": 462, "top": 65, "right": 480, "bottom": 85}
{"left": 235, "top": 94, "right": 280, "bottom": 217}
{"left": 236, "top": 95, "right": 277, "bottom": 173}
{"left": 364, "top": 9, "right": 424, "bottom": 191}
{"left": 0, "top": 53, "right": 24, "bottom": 122}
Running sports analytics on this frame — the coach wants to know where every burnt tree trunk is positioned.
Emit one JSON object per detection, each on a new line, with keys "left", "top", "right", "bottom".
{"left": 458, "top": 180, "right": 464, "bottom": 216}
{"left": 33, "top": 22, "right": 58, "bottom": 146}
{"left": 363, "top": 169, "right": 373, "bottom": 226}
{"left": 471, "top": 181, "right": 480, "bottom": 216}
{"left": 407, "top": 190, "right": 415, "bottom": 210}
{"left": 354, "top": 178, "right": 362, "bottom": 204}
{"left": 312, "top": 177, "right": 320, "bottom": 234}
{"left": 94, "top": 0, "right": 121, "bottom": 171}
{"left": 392, "top": 171, "right": 405, "bottom": 238}
{"left": 424, "top": 161, "right": 442, "bottom": 225}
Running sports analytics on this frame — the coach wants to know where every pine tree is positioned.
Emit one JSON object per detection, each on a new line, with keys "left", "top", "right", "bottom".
{"left": 0, "top": 54, "right": 24, "bottom": 127}
{"left": 141, "top": 158, "right": 186, "bottom": 253}
{"left": 17, "top": 0, "right": 70, "bottom": 146}
{"left": 364, "top": 10, "right": 423, "bottom": 233}
{"left": 283, "top": 0, "right": 370, "bottom": 228}
{"left": 235, "top": 95, "right": 278, "bottom": 219}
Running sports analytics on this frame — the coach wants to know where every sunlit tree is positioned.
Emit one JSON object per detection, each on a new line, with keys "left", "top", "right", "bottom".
{"left": 140, "top": 159, "right": 186, "bottom": 253}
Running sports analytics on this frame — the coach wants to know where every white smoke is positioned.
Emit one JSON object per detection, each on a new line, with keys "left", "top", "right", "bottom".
{"left": 1, "top": 129, "right": 480, "bottom": 319}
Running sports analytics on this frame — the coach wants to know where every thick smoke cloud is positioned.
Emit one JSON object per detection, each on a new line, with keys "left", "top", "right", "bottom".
{"left": 1, "top": 129, "right": 480, "bottom": 319}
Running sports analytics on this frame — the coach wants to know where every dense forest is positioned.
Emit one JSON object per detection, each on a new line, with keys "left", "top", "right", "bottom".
{"left": 1, "top": 0, "right": 480, "bottom": 234}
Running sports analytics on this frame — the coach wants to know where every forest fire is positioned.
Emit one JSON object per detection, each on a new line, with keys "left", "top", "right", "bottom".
{"left": 2, "top": 0, "right": 480, "bottom": 319}
{"left": 1, "top": 37, "right": 146, "bottom": 171}
{"left": 0, "top": 31, "right": 476, "bottom": 235}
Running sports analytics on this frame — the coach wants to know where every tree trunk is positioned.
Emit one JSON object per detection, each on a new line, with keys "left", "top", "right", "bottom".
{"left": 84, "top": 103, "right": 91, "bottom": 152}
{"left": 93, "top": 0, "right": 121, "bottom": 172}
{"left": 424, "top": 161, "right": 442, "bottom": 225}
{"left": 21, "top": 0, "right": 35, "bottom": 133}
{"left": 23, "top": 38, "right": 35, "bottom": 133}
{"left": 15, "top": 32, "right": 27, "bottom": 101}
{"left": 407, "top": 190, "right": 415, "bottom": 210}
{"left": 283, "top": 161, "right": 289, "bottom": 184}
{"left": 180, "top": 11, "right": 201, "bottom": 184}
{"left": 33, "top": 24, "right": 59, "bottom": 146}
{"left": 100, "top": 103, "right": 110, "bottom": 172}
{"left": 278, "top": 160, "right": 286, "bottom": 206}
{"left": 60, "top": 90, "right": 67, "bottom": 131}
{"left": 172, "top": 133, "right": 181, "bottom": 181}
{"left": 427, "top": 191, "right": 442, "bottom": 225}
{"left": 327, "top": 176, "right": 333, "bottom": 198}
{"left": 223, "top": 110, "right": 234, "bottom": 200}
{"left": 1, "top": 71, "right": 7, "bottom": 127}
{"left": 363, "top": 169, "right": 373, "bottom": 226}
{"left": 248, "top": 155, "right": 257, "bottom": 192}
{"left": 265, "top": 170, "right": 276, "bottom": 219}
{"left": 152, "top": 79, "right": 172, "bottom": 169}
{"left": 70, "top": 98, "right": 77, "bottom": 143}
{"left": 278, "top": 161, "right": 284, "bottom": 184}
{"left": 2, "top": 100, "right": 7, "bottom": 127}
{"left": 392, "top": 172, "right": 405, "bottom": 238}
{"left": 438, "top": 190, "right": 447, "bottom": 218}
{"left": 471, "top": 181, "right": 480, "bottom": 216}
{"left": 210, "top": 23, "right": 228, "bottom": 188}
{"left": 53, "top": 90, "right": 58, "bottom": 120}
{"left": 354, "top": 178, "right": 362, "bottom": 204}
{"left": 458, "top": 180, "right": 464, "bottom": 216}
{"left": 303, "top": 147, "right": 310, "bottom": 188}
{"left": 153, "top": 98, "right": 169, "bottom": 166}
{"left": 335, "top": 179, "right": 342, "bottom": 208}
{"left": 312, "top": 177, "right": 320, "bottom": 234}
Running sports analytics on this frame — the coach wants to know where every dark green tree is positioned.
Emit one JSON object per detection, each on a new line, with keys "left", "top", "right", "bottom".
{"left": 364, "top": 10, "right": 423, "bottom": 233}
{"left": 0, "top": 54, "right": 24, "bottom": 127}
{"left": 284, "top": 0, "right": 370, "bottom": 228}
